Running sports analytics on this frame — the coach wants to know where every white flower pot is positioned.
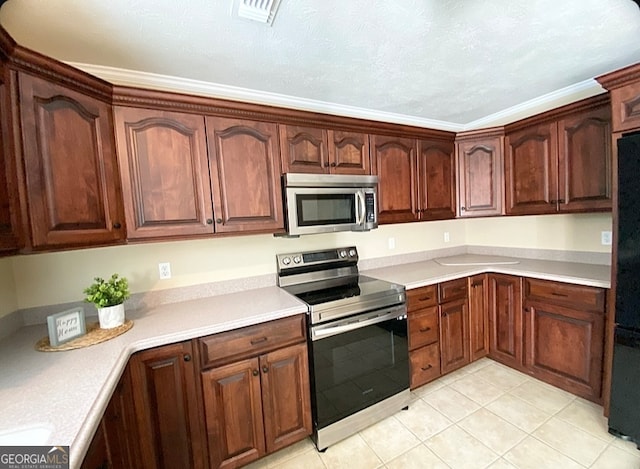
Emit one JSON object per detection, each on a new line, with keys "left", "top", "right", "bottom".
{"left": 97, "top": 303, "right": 125, "bottom": 329}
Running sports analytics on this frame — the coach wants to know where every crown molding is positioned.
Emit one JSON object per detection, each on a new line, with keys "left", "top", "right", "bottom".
{"left": 66, "top": 62, "right": 465, "bottom": 132}
{"left": 462, "top": 79, "right": 606, "bottom": 130}
{"left": 67, "top": 61, "right": 607, "bottom": 133}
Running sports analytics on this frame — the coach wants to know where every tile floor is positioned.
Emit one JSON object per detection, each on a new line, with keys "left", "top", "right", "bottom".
{"left": 246, "top": 358, "right": 640, "bottom": 469}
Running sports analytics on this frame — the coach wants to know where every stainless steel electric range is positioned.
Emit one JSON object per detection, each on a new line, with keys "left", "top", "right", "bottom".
{"left": 277, "top": 246, "right": 409, "bottom": 451}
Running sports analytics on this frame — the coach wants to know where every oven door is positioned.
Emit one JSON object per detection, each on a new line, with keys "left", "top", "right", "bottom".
{"left": 309, "top": 305, "right": 409, "bottom": 432}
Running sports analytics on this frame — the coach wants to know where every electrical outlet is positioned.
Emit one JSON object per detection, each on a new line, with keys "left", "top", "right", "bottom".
{"left": 158, "top": 262, "right": 171, "bottom": 279}
{"left": 601, "top": 231, "right": 612, "bottom": 246}
{"left": 388, "top": 237, "right": 396, "bottom": 250}
{"left": 444, "top": 232, "right": 450, "bottom": 243}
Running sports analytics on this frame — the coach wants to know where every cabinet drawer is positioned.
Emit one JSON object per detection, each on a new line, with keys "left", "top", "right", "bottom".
{"left": 409, "top": 343, "right": 441, "bottom": 389}
{"left": 408, "top": 306, "right": 439, "bottom": 350}
{"left": 524, "top": 278, "right": 605, "bottom": 312}
{"left": 407, "top": 285, "right": 438, "bottom": 311}
{"left": 198, "top": 315, "right": 306, "bottom": 369}
{"left": 439, "top": 278, "right": 468, "bottom": 303}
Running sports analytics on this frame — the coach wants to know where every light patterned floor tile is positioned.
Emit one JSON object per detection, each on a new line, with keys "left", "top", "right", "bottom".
{"left": 359, "top": 416, "right": 420, "bottom": 463}
{"left": 458, "top": 408, "right": 527, "bottom": 455}
{"left": 470, "top": 363, "right": 529, "bottom": 391}
{"left": 385, "top": 443, "right": 450, "bottom": 469}
{"left": 395, "top": 398, "right": 453, "bottom": 441}
{"left": 449, "top": 373, "right": 505, "bottom": 405}
{"left": 438, "top": 367, "right": 472, "bottom": 385}
{"left": 412, "top": 378, "right": 447, "bottom": 398}
{"left": 485, "top": 393, "right": 551, "bottom": 433}
{"left": 556, "top": 399, "right": 614, "bottom": 442}
{"left": 318, "top": 433, "right": 382, "bottom": 469}
{"left": 459, "top": 357, "right": 494, "bottom": 373}
{"left": 503, "top": 436, "right": 584, "bottom": 469}
{"left": 421, "top": 386, "right": 481, "bottom": 422}
{"left": 486, "top": 458, "right": 518, "bottom": 469}
{"left": 273, "top": 448, "right": 327, "bottom": 469}
{"left": 532, "top": 416, "right": 609, "bottom": 466}
{"left": 426, "top": 425, "right": 499, "bottom": 469}
{"left": 611, "top": 436, "right": 640, "bottom": 456}
{"left": 590, "top": 444, "right": 640, "bottom": 469}
{"left": 508, "top": 378, "right": 575, "bottom": 414}
{"left": 257, "top": 437, "right": 315, "bottom": 467}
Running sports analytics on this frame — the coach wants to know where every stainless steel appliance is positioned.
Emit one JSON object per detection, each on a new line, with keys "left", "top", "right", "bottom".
{"left": 281, "top": 173, "right": 378, "bottom": 236}
{"left": 277, "top": 246, "right": 409, "bottom": 451}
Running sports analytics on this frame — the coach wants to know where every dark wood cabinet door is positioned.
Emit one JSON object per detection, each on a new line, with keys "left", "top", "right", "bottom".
{"left": 18, "top": 73, "right": 124, "bottom": 248}
{"left": 114, "top": 107, "right": 213, "bottom": 239}
{"left": 202, "top": 357, "right": 266, "bottom": 469}
{"left": 558, "top": 105, "right": 612, "bottom": 212}
{"left": 81, "top": 420, "right": 110, "bottom": 469}
{"left": 439, "top": 298, "right": 470, "bottom": 374}
{"left": 469, "top": 274, "right": 489, "bottom": 361}
{"left": 0, "top": 66, "right": 21, "bottom": 253}
{"left": 409, "top": 343, "right": 441, "bottom": 388}
{"left": 279, "top": 125, "right": 328, "bottom": 174}
{"left": 130, "top": 342, "right": 206, "bottom": 469}
{"left": 488, "top": 274, "right": 523, "bottom": 369}
{"left": 417, "top": 139, "right": 456, "bottom": 220}
{"left": 102, "top": 366, "right": 143, "bottom": 469}
{"left": 328, "top": 130, "right": 371, "bottom": 175}
{"left": 505, "top": 123, "right": 558, "bottom": 215}
{"left": 456, "top": 135, "right": 504, "bottom": 217}
{"left": 260, "top": 343, "right": 312, "bottom": 453}
{"left": 371, "top": 135, "right": 418, "bottom": 224}
{"left": 524, "top": 301, "right": 604, "bottom": 402}
{"left": 610, "top": 80, "right": 640, "bottom": 133}
{"left": 206, "top": 117, "right": 284, "bottom": 233}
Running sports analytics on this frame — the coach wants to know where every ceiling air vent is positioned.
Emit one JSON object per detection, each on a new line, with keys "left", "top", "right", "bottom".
{"left": 235, "top": 0, "right": 282, "bottom": 25}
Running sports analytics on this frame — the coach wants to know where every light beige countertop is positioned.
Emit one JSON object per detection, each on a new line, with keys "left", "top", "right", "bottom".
{"left": 0, "top": 254, "right": 611, "bottom": 468}
{"left": 364, "top": 254, "right": 611, "bottom": 290}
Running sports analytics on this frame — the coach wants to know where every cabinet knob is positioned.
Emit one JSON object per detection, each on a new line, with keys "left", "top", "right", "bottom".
{"left": 330, "top": 162, "right": 336, "bottom": 167}
{"left": 252, "top": 369, "right": 259, "bottom": 376}
{"left": 113, "top": 222, "right": 122, "bottom": 229}
{"left": 216, "top": 218, "right": 223, "bottom": 224}
{"left": 206, "top": 218, "right": 213, "bottom": 225}
{"left": 460, "top": 207, "right": 466, "bottom": 211}
{"left": 523, "top": 307, "right": 530, "bottom": 313}
{"left": 183, "top": 354, "right": 191, "bottom": 362}
{"left": 262, "top": 366, "right": 269, "bottom": 373}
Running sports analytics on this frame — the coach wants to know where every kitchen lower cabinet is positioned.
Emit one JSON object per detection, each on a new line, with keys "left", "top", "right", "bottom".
{"left": 523, "top": 278, "right": 606, "bottom": 402}
{"left": 198, "top": 316, "right": 311, "bottom": 469}
{"left": 488, "top": 274, "right": 523, "bottom": 369}
{"left": 81, "top": 420, "right": 109, "bottom": 469}
{"left": 469, "top": 274, "right": 490, "bottom": 361}
{"left": 407, "top": 285, "right": 441, "bottom": 388}
{"left": 129, "top": 341, "right": 207, "bottom": 469}
{"left": 439, "top": 279, "right": 470, "bottom": 374}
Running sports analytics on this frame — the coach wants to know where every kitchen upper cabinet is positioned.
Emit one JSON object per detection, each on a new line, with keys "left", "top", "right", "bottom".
{"left": 505, "top": 98, "right": 612, "bottom": 215}
{"left": 0, "top": 64, "right": 20, "bottom": 253}
{"left": 557, "top": 106, "right": 612, "bottom": 212}
{"left": 456, "top": 130, "right": 504, "bottom": 217}
{"left": 129, "top": 341, "right": 207, "bottom": 469}
{"left": 469, "top": 274, "right": 490, "bottom": 361}
{"left": 505, "top": 122, "right": 559, "bottom": 215}
{"left": 417, "top": 139, "right": 456, "bottom": 220}
{"left": 18, "top": 72, "right": 125, "bottom": 249}
{"left": 206, "top": 116, "right": 284, "bottom": 233}
{"left": 279, "top": 126, "right": 370, "bottom": 175}
{"left": 371, "top": 135, "right": 418, "bottom": 224}
{"left": 488, "top": 274, "right": 523, "bottom": 369}
{"left": 114, "top": 107, "right": 213, "bottom": 239}
{"left": 523, "top": 278, "right": 606, "bottom": 402}
{"left": 597, "top": 64, "right": 640, "bottom": 133}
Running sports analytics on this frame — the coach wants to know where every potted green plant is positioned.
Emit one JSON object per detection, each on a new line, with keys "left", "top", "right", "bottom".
{"left": 83, "top": 274, "right": 131, "bottom": 329}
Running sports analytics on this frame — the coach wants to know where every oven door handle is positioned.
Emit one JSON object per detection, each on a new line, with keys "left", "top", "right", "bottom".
{"left": 311, "top": 306, "right": 406, "bottom": 341}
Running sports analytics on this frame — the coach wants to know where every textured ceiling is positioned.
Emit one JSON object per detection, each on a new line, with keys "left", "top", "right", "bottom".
{"left": 1, "top": 0, "right": 640, "bottom": 128}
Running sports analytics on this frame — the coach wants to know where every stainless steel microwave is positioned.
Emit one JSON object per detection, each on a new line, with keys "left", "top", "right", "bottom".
{"left": 282, "top": 173, "right": 378, "bottom": 236}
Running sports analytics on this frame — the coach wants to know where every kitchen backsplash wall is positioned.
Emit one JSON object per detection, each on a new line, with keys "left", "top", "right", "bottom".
{"left": 3, "top": 213, "right": 613, "bottom": 315}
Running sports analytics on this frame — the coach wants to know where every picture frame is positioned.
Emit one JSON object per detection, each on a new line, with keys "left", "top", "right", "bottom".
{"left": 47, "top": 307, "right": 87, "bottom": 347}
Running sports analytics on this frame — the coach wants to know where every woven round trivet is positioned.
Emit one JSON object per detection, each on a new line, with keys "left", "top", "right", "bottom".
{"left": 35, "top": 319, "right": 134, "bottom": 352}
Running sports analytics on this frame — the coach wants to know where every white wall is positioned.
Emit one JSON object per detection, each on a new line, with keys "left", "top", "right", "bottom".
{"left": 4, "top": 214, "right": 612, "bottom": 314}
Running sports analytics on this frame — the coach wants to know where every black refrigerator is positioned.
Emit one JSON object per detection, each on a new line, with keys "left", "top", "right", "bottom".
{"left": 609, "top": 131, "right": 640, "bottom": 448}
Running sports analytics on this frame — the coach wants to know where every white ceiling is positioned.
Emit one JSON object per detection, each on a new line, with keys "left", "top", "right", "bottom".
{"left": 1, "top": 0, "right": 640, "bottom": 131}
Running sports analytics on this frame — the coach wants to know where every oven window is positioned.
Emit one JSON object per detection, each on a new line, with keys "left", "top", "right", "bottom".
{"left": 310, "top": 317, "right": 409, "bottom": 429}
{"left": 296, "top": 194, "right": 355, "bottom": 226}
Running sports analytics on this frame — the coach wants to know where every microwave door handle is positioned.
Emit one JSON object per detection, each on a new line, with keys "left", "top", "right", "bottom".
{"left": 355, "top": 191, "right": 366, "bottom": 225}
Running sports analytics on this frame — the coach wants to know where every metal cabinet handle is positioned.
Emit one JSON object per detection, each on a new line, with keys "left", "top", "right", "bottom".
{"left": 419, "top": 327, "right": 431, "bottom": 333}
{"left": 551, "top": 292, "right": 569, "bottom": 297}
{"left": 183, "top": 354, "right": 191, "bottom": 362}
{"left": 251, "top": 337, "right": 268, "bottom": 345}
{"left": 262, "top": 366, "right": 269, "bottom": 373}
{"left": 421, "top": 364, "right": 433, "bottom": 371}
{"left": 252, "top": 369, "right": 259, "bottom": 376}
{"left": 418, "top": 296, "right": 432, "bottom": 301}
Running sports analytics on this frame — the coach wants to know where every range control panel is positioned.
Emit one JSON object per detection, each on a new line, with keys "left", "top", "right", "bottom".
{"left": 277, "top": 246, "right": 358, "bottom": 272}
